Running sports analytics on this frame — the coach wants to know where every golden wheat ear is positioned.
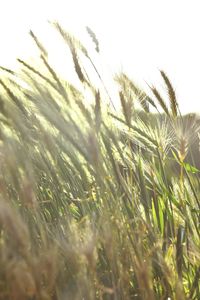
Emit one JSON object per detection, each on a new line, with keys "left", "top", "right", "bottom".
{"left": 86, "top": 26, "right": 100, "bottom": 53}
{"left": 29, "top": 30, "right": 48, "bottom": 58}
{"left": 160, "top": 70, "right": 179, "bottom": 118}
{"left": 148, "top": 83, "right": 170, "bottom": 116}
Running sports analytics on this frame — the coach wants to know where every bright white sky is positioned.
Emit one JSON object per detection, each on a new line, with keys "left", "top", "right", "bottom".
{"left": 0, "top": 0, "right": 200, "bottom": 114}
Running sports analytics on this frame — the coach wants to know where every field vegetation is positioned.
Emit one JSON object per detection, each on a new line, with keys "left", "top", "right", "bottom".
{"left": 0, "top": 23, "right": 200, "bottom": 299}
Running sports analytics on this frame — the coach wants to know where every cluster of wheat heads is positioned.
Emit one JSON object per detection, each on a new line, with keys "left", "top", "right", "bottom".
{"left": 0, "top": 23, "right": 200, "bottom": 300}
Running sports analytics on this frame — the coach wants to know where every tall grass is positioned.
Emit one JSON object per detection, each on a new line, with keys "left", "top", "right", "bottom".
{"left": 0, "top": 23, "right": 200, "bottom": 300}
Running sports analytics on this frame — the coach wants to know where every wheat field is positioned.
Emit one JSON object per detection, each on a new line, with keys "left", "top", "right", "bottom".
{"left": 0, "top": 23, "right": 200, "bottom": 300}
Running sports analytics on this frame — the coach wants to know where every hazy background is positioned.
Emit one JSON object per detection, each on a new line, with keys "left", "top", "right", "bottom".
{"left": 0, "top": 0, "right": 199, "bottom": 114}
